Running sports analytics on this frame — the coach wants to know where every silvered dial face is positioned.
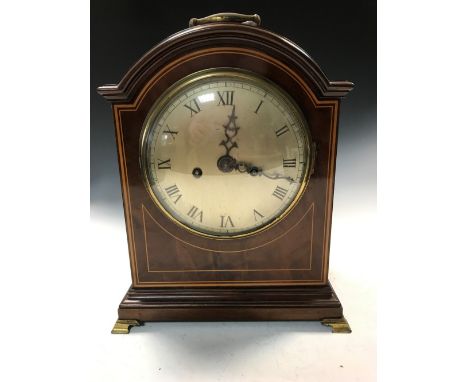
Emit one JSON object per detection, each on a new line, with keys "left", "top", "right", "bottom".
{"left": 141, "top": 69, "right": 310, "bottom": 237}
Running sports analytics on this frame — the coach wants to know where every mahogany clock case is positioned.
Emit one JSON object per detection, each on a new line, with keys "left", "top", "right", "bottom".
{"left": 92, "top": 3, "right": 376, "bottom": 325}
{"left": 97, "top": 22, "right": 352, "bottom": 323}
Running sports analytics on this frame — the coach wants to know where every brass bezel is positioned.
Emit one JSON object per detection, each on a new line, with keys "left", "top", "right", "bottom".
{"left": 140, "top": 68, "right": 311, "bottom": 239}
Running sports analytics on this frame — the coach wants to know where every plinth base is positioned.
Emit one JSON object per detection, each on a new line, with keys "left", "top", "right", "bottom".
{"left": 111, "top": 282, "right": 351, "bottom": 334}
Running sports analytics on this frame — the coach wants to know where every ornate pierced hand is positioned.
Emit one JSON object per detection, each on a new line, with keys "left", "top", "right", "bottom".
{"left": 235, "top": 161, "right": 295, "bottom": 184}
{"left": 217, "top": 106, "right": 240, "bottom": 173}
{"left": 216, "top": 106, "right": 294, "bottom": 183}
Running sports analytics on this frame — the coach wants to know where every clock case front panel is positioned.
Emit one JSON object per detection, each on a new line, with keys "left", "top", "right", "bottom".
{"left": 98, "top": 24, "right": 353, "bottom": 290}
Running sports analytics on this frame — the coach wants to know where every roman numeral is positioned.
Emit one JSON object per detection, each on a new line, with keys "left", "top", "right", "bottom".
{"left": 187, "top": 206, "right": 203, "bottom": 222}
{"left": 164, "top": 184, "right": 181, "bottom": 204}
{"left": 275, "top": 125, "right": 289, "bottom": 137}
{"left": 254, "top": 100, "right": 263, "bottom": 114}
{"left": 253, "top": 209, "right": 264, "bottom": 221}
{"left": 272, "top": 186, "right": 288, "bottom": 201}
{"left": 163, "top": 125, "right": 178, "bottom": 140}
{"left": 165, "top": 184, "right": 179, "bottom": 197}
{"left": 220, "top": 215, "right": 234, "bottom": 228}
{"left": 217, "top": 91, "right": 234, "bottom": 106}
{"left": 157, "top": 158, "right": 171, "bottom": 169}
{"left": 184, "top": 98, "right": 201, "bottom": 116}
{"left": 283, "top": 158, "right": 296, "bottom": 168}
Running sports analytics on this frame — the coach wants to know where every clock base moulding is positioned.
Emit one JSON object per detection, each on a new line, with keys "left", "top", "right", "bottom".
{"left": 111, "top": 282, "right": 351, "bottom": 334}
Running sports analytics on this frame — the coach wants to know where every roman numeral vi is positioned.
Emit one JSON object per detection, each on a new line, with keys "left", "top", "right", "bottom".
{"left": 220, "top": 215, "right": 235, "bottom": 228}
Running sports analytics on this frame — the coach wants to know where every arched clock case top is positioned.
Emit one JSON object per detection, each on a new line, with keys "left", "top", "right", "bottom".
{"left": 98, "top": 16, "right": 353, "bottom": 332}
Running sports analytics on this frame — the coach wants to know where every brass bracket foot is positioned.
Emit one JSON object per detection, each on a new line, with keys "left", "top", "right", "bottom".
{"left": 321, "top": 316, "right": 352, "bottom": 333}
{"left": 111, "top": 319, "right": 141, "bottom": 334}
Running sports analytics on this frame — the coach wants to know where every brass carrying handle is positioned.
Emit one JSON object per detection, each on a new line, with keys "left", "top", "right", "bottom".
{"left": 189, "top": 13, "right": 261, "bottom": 27}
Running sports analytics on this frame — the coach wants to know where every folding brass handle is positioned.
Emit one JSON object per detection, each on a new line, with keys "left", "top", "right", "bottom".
{"left": 189, "top": 13, "right": 261, "bottom": 27}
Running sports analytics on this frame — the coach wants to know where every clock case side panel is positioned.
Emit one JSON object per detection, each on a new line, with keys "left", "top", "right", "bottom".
{"left": 97, "top": 24, "right": 353, "bottom": 289}
{"left": 322, "top": 99, "right": 343, "bottom": 281}
{"left": 111, "top": 105, "right": 140, "bottom": 286}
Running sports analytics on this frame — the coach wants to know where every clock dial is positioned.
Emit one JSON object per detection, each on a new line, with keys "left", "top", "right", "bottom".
{"left": 141, "top": 69, "right": 310, "bottom": 237}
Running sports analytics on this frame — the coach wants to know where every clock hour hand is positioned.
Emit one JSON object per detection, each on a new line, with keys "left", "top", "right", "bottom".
{"left": 259, "top": 171, "right": 295, "bottom": 184}
{"left": 235, "top": 161, "right": 295, "bottom": 184}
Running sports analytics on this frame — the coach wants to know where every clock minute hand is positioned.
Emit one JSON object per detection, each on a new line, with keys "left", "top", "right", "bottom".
{"left": 219, "top": 105, "right": 239, "bottom": 156}
{"left": 217, "top": 105, "right": 240, "bottom": 173}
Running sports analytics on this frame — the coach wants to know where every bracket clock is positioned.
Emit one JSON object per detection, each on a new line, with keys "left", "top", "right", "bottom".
{"left": 97, "top": 13, "right": 354, "bottom": 334}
